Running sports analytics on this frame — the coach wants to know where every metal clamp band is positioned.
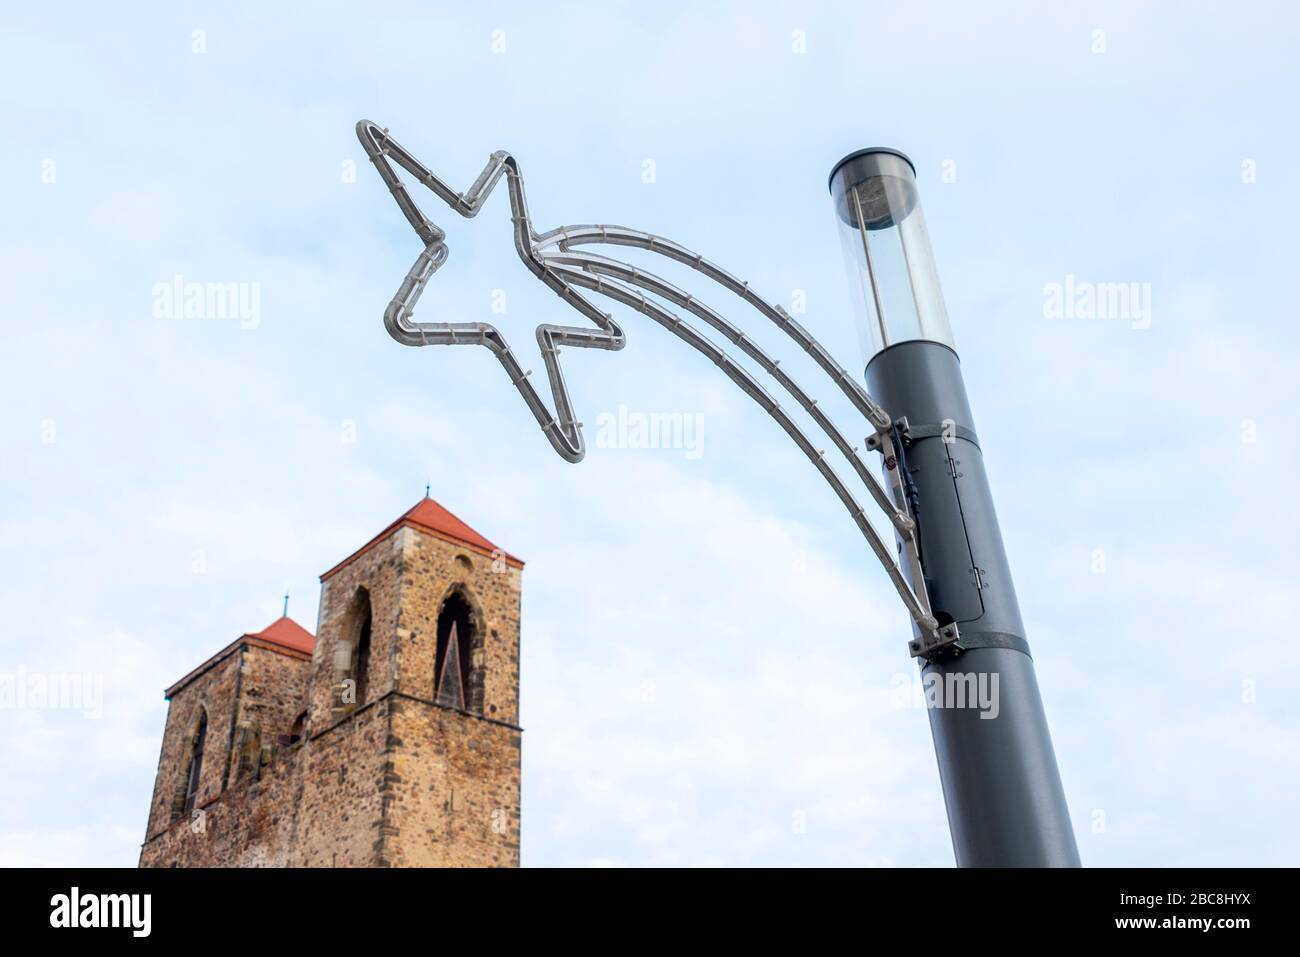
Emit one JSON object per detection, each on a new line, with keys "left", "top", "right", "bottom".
{"left": 955, "top": 630, "right": 1031, "bottom": 657}
{"left": 899, "top": 420, "right": 980, "bottom": 448}
{"left": 912, "top": 627, "right": 1032, "bottom": 661}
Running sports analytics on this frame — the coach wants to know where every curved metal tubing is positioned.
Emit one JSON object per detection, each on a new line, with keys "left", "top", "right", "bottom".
{"left": 357, "top": 119, "right": 940, "bottom": 638}
{"left": 542, "top": 249, "right": 911, "bottom": 534}
{"left": 546, "top": 261, "right": 934, "bottom": 629}
{"left": 534, "top": 225, "right": 893, "bottom": 433}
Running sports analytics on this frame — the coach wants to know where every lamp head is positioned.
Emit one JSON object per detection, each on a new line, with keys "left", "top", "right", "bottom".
{"left": 827, "top": 147, "right": 954, "bottom": 363}
{"left": 829, "top": 148, "right": 919, "bottom": 230}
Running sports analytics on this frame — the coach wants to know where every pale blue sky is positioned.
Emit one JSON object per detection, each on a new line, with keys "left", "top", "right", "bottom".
{"left": 1, "top": 2, "right": 1297, "bottom": 866}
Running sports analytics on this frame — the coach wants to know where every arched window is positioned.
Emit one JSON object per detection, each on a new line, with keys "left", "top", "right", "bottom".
{"left": 179, "top": 708, "right": 207, "bottom": 819}
{"left": 337, "top": 588, "right": 374, "bottom": 712}
{"left": 288, "top": 710, "right": 307, "bottom": 745}
{"left": 435, "top": 590, "right": 476, "bottom": 712}
{"left": 352, "top": 599, "right": 372, "bottom": 707}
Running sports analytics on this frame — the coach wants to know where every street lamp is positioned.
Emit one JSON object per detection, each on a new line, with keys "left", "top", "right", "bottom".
{"left": 358, "top": 119, "right": 1080, "bottom": 866}
{"left": 831, "top": 148, "right": 1080, "bottom": 866}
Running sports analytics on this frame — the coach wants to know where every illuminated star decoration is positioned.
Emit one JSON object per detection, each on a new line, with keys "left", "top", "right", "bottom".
{"left": 356, "top": 118, "right": 945, "bottom": 641}
{"left": 356, "top": 120, "right": 623, "bottom": 464}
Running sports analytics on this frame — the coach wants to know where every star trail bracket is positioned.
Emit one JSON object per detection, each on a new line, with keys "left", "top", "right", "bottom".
{"left": 356, "top": 119, "right": 943, "bottom": 656}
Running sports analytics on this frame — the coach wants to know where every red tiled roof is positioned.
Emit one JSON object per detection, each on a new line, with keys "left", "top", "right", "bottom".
{"left": 164, "top": 615, "right": 315, "bottom": 699}
{"left": 246, "top": 616, "right": 315, "bottom": 654}
{"left": 320, "top": 496, "right": 524, "bottom": 580}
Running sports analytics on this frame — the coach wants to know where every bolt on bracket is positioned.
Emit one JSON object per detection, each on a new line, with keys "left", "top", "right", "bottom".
{"left": 910, "top": 622, "right": 961, "bottom": 660}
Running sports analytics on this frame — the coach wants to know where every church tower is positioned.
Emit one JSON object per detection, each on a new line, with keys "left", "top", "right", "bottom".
{"left": 296, "top": 497, "right": 524, "bottom": 867}
{"left": 139, "top": 496, "right": 523, "bottom": 868}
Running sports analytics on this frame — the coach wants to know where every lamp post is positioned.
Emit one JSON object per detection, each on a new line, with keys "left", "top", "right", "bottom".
{"left": 830, "top": 149, "right": 1080, "bottom": 867}
{"left": 359, "top": 120, "right": 1080, "bottom": 866}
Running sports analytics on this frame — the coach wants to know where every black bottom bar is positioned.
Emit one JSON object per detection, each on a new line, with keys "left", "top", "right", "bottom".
{"left": 5, "top": 866, "right": 1285, "bottom": 942}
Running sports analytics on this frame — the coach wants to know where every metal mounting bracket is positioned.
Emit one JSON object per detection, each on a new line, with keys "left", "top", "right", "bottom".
{"left": 910, "top": 622, "right": 961, "bottom": 660}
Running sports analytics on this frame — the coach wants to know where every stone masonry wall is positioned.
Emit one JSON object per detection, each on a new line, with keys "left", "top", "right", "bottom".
{"left": 139, "top": 743, "right": 303, "bottom": 867}
{"left": 308, "top": 530, "right": 404, "bottom": 732}
{"left": 384, "top": 698, "right": 521, "bottom": 867}
{"left": 228, "top": 644, "right": 312, "bottom": 786}
{"left": 142, "top": 650, "right": 241, "bottom": 841}
{"left": 291, "top": 695, "right": 394, "bottom": 867}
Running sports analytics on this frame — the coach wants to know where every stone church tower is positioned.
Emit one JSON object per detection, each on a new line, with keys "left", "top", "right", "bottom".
{"left": 139, "top": 496, "right": 523, "bottom": 867}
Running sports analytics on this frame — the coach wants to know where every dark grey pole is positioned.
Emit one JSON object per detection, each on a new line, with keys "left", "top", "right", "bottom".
{"left": 831, "top": 150, "right": 1080, "bottom": 867}
{"left": 866, "top": 341, "right": 1079, "bottom": 866}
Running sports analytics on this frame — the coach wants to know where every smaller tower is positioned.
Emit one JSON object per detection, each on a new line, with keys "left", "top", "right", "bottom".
{"left": 139, "top": 617, "right": 315, "bottom": 859}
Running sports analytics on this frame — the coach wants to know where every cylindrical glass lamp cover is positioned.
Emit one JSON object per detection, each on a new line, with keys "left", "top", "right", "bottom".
{"left": 829, "top": 150, "right": 955, "bottom": 363}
